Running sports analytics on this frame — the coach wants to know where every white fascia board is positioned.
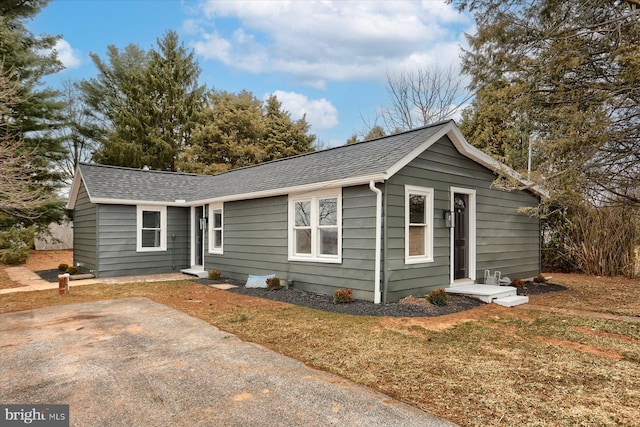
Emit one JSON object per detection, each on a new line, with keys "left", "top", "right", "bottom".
{"left": 90, "top": 198, "right": 190, "bottom": 207}
{"left": 66, "top": 167, "right": 87, "bottom": 209}
{"left": 384, "top": 122, "right": 454, "bottom": 179}
{"left": 385, "top": 121, "right": 547, "bottom": 198}
{"left": 198, "top": 173, "right": 387, "bottom": 205}
{"left": 447, "top": 126, "right": 548, "bottom": 198}
{"left": 82, "top": 174, "right": 386, "bottom": 207}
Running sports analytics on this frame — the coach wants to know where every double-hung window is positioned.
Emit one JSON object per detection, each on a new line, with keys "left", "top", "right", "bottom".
{"left": 405, "top": 186, "right": 434, "bottom": 264}
{"left": 289, "top": 190, "right": 341, "bottom": 263}
{"left": 208, "top": 204, "right": 223, "bottom": 254}
{"left": 136, "top": 205, "right": 167, "bottom": 252}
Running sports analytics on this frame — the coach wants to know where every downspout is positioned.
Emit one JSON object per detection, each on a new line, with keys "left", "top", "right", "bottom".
{"left": 382, "top": 181, "right": 389, "bottom": 304}
{"left": 369, "top": 181, "right": 382, "bottom": 304}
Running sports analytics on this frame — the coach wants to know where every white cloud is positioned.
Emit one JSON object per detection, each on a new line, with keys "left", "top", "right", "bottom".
{"left": 190, "top": 0, "right": 471, "bottom": 86}
{"left": 267, "top": 90, "right": 339, "bottom": 131}
{"left": 53, "top": 39, "right": 82, "bottom": 70}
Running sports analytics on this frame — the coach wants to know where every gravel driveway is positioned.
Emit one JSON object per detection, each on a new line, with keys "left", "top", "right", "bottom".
{"left": 0, "top": 298, "right": 457, "bottom": 427}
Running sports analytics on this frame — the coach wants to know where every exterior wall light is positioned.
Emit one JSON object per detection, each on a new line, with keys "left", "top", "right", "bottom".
{"left": 443, "top": 209, "right": 453, "bottom": 228}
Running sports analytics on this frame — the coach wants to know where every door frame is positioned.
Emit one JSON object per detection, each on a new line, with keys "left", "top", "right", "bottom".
{"left": 449, "top": 187, "right": 476, "bottom": 286}
{"left": 190, "top": 205, "right": 206, "bottom": 268}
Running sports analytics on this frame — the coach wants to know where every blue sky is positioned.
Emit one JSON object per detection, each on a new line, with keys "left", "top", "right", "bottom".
{"left": 29, "top": 0, "right": 473, "bottom": 147}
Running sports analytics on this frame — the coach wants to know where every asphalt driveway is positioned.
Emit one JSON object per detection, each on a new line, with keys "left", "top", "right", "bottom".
{"left": 0, "top": 298, "right": 457, "bottom": 426}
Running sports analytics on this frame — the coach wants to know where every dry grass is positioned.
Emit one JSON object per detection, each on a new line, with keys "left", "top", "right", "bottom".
{"left": 1, "top": 257, "right": 639, "bottom": 426}
{"left": 530, "top": 273, "right": 640, "bottom": 317}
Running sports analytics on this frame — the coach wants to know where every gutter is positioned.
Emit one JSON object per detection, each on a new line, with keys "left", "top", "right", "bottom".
{"left": 369, "top": 181, "right": 382, "bottom": 304}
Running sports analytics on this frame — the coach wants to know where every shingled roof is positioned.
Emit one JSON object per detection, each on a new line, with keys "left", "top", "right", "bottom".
{"left": 68, "top": 120, "right": 535, "bottom": 208}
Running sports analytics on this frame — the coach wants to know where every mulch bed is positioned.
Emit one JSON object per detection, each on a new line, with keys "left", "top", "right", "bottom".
{"left": 197, "top": 278, "right": 483, "bottom": 317}
{"left": 35, "top": 269, "right": 64, "bottom": 283}
{"left": 35, "top": 269, "right": 96, "bottom": 283}
{"left": 197, "top": 278, "right": 567, "bottom": 317}
{"left": 516, "top": 282, "right": 567, "bottom": 295}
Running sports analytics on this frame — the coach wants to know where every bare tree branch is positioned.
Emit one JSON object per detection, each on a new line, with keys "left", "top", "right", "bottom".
{"left": 0, "top": 65, "right": 53, "bottom": 221}
{"left": 381, "top": 64, "right": 473, "bottom": 133}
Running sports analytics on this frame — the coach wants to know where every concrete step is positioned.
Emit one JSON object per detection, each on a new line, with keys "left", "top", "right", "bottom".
{"left": 180, "top": 268, "right": 209, "bottom": 278}
{"left": 493, "top": 295, "right": 529, "bottom": 307}
{"left": 446, "top": 284, "right": 517, "bottom": 303}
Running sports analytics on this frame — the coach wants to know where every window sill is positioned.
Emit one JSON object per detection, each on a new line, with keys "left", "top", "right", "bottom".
{"left": 136, "top": 247, "right": 167, "bottom": 253}
{"left": 208, "top": 249, "right": 223, "bottom": 255}
{"left": 404, "top": 257, "right": 434, "bottom": 265}
{"left": 288, "top": 256, "right": 342, "bottom": 264}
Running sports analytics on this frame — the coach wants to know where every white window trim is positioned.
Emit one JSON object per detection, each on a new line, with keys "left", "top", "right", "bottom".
{"left": 405, "top": 185, "right": 434, "bottom": 264}
{"left": 208, "top": 203, "right": 224, "bottom": 254}
{"left": 136, "top": 205, "right": 167, "bottom": 252}
{"left": 288, "top": 188, "right": 342, "bottom": 264}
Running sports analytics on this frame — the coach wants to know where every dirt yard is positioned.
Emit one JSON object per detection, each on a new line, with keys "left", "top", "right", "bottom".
{"left": 0, "top": 250, "right": 72, "bottom": 290}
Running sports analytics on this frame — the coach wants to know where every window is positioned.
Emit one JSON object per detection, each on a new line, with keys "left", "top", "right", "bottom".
{"left": 405, "top": 186, "right": 434, "bottom": 264}
{"left": 136, "top": 206, "right": 167, "bottom": 252}
{"left": 208, "top": 204, "right": 223, "bottom": 254}
{"left": 289, "top": 190, "right": 341, "bottom": 263}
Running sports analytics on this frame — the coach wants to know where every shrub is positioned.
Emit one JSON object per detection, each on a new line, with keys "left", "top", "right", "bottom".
{"left": 533, "top": 274, "right": 547, "bottom": 284}
{"left": 333, "top": 288, "right": 353, "bottom": 304}
{"left": 1, "top": 247, "right": 29, "bottom": 265}
{"left": 66, "top": 266, "right": 78, "bottom": 275}
{"left": 427, "top": 289, "right": 448, "bottom": 306}
{"left": 0, "top": 225, "right": 34, "bottom": 265}
{"left": 266, "top": 276, "right": 281, "bottom": 291}
{"left": 208, "top": 269, "right": 221, "bottom": 280}
{"left": 511, "top": 278, "right": 525, "bottom": 288}
{"left": 58, "top": 263, "right": 69, "bottom": 272}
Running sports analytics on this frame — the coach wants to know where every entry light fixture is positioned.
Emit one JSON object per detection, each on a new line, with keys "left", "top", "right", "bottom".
{"left": 443, "top": 209, "right": 453, "bottom": 228}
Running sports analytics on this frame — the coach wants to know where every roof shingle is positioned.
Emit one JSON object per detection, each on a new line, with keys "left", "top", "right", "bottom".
{"left": 75, "top": 121, "right": 454, "bottom": 204}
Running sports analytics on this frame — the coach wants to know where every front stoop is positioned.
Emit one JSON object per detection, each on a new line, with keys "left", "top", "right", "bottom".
{"left": 493, "top": 295, "right": 529, "bottom": 307}
{"left": 446, "top": 284, "right": 528, "bottom": 306}
{"left": 180, "top": 268, "right": 209, "bottom": 279}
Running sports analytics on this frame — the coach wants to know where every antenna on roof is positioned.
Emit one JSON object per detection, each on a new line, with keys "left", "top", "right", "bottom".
{"left": 142, "top": 165, "right": 150, "bottom": 171}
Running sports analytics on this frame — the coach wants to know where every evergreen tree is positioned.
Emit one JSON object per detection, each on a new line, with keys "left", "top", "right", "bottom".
{"left": 0, "top": 68, "right": 55, "bottom": 222}
{"left": 346, "top": 126, "right": 386, "bottom": 145}
{"left": 81, "top": 31, "right": 207, "bottom": 171}
{"left": 80, "top": 44, "right": 149, "bottom": 167}
{"left": 451, "top": 0, "right": 640, "bottom": 206}
{"left": 183, "top": 90, "right": 265, "bottom": 174}
{"left": 182, "top": 91, "right": 316, "bottom": 174}
{"left": 262, "top": 95, "right": 315, "bottom": 160}
{"left": 0, "top": 0, "right": 66, "bottom": 228}
{"left": 143, "top": 30, "right": 207, "bottom": 171}
{"left": 459, "top": 79, "right": 531, "bottom": 172}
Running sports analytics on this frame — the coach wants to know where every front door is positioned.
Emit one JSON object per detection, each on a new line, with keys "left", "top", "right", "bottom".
{"left": 454, "top": 193, "right": 468, "bottom": 280}
{"left": 194, "top": 206, "right": 205, "bottom": 266}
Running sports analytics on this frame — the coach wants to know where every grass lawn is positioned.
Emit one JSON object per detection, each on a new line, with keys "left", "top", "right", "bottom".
{"left": 2, "top": 254, "right": 639, "bottom": 426}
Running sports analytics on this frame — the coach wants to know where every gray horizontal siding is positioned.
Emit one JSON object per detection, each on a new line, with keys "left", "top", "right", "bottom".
{"left": 205, "top": 186, "right": 378, "bottom": 301}
{"left": 205, "top": 196, "right": 289, "bottom": 280}
{"left": 95, "top": 205, "right": 190, "bottom": 278}
{"left": 72, "top": 181, "right": 97, "bottom": 273}
{"left": 383, "top": 136, "right": 540, "bottom": 302}
{"left": 474, "top": 174, "right": 540, "bottom": 280}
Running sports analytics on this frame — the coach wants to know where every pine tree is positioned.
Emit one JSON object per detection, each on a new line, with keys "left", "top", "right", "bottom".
{"left": 143, "top": 30, "right": 207, "bottom": 171}
{"left": 262, "top": 95, "right": 315, "bottom": 160}
{"left": 181, "top": 91, "right": 316, "bottom": 174}
{"left": 0, "top": 0, "right": 66, "bottom": 227}
{"left": 81, "top": 31, "right": 207, "bottom": 171}
{"left": 182, "top": 90, "right": 266, "bottom": 174}
{"left": 451, "top": 0, "right": 640, "bottom": 206}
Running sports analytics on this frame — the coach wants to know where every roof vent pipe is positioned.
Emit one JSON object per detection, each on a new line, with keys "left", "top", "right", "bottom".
{"left": 369, "top": 181, "right": 382, "bottom": 304}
